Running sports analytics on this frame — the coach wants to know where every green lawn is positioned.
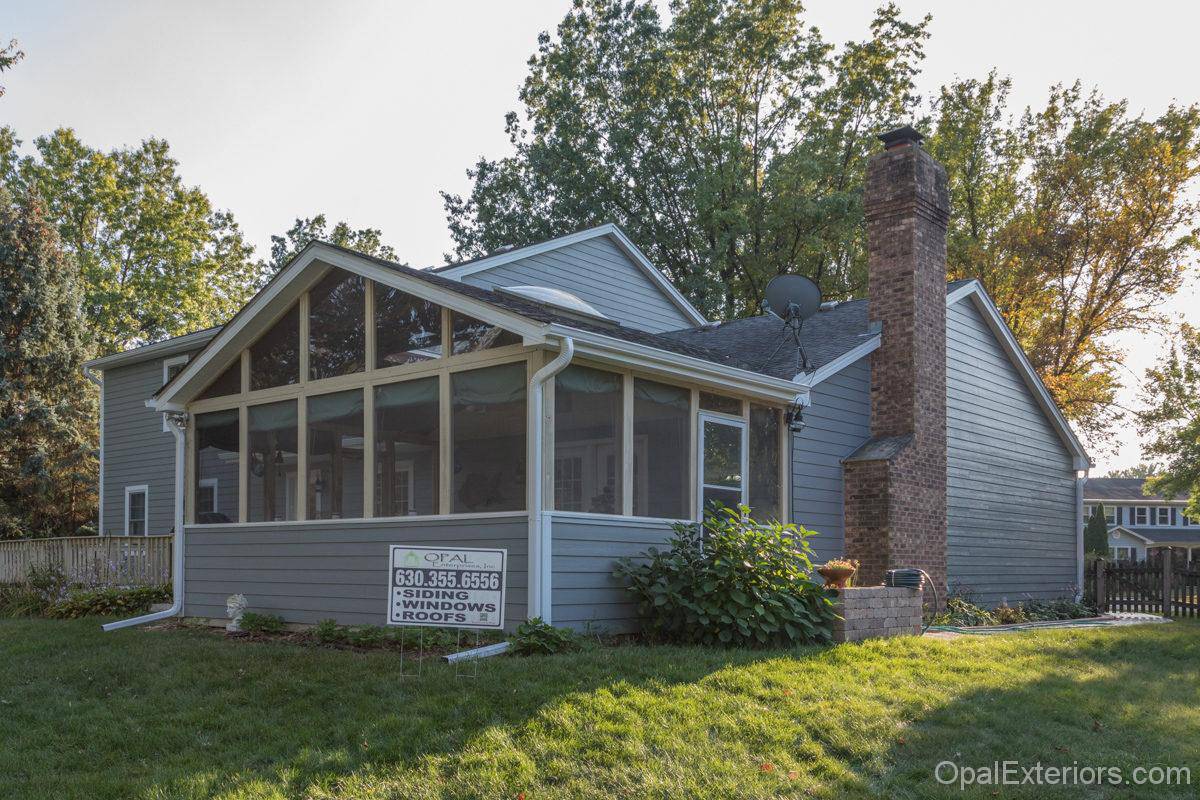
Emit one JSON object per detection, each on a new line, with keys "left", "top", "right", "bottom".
{"left": 1, "top": 619, "right": 1197, "bottom": 799}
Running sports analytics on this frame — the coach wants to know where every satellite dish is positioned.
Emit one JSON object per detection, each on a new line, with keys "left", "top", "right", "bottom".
{"left": 763, "top": 275, "right": 821, "bottom": 323}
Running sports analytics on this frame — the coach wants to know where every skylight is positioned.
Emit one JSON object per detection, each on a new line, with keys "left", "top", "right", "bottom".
{"left": 497, "top": 285, "right": 611, "bottom": 321}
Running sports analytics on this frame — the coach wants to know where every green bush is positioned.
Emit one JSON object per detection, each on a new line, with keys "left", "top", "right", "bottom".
{"left": 934, "top": 597, "right": 998, "bottom": 626}
{"left": 614, "top": 506, "right": 835, "bottom": 647}
{"left": 45, "top": 584, "right": 170, "bottom": 619}
{"left": 313, "top": 618, "right": 346, "bottom": 644}
{"left": 346, "top": 625, "right": 386, "bottom": 647}
{"left": 239, "top": 612, "right": 285, "bottom": 634}
{"left": 510, "top": 618, "right": 578, "bottom": 655}
{"left": 1022, "top": 597, "right": 1097, "bottom": 621}
{"left": 0, "top": 584, "right": 51, "bottom": 618}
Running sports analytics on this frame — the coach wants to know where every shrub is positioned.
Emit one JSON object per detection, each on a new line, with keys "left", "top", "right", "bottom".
{"left": 614, "top": 506, "right": 835, "bottom": 647}
{"left": 239, "top": 612, "right": 285, "bottom": 634}
{"left": 992, "top": 601, "right": 1029, "bottom": 625}
{"left": 346, "top": 625, "right": 386, "bottom": 648}
{"left": 313, "top": 618, "right": 346, "bottom": 644}
{"left": 45, "top": 584, "right": 170, "bottom": 619}
{"left": 510, "top": 618, "right": 578, "bottom": 655}
{"left": 934, "top": 597, "right": 997, "bottom": 626}
{"left": 0, "top": 584, "right": 51, "bottom": 618}
{"left": 1022, "top": 597, "right": 1097, "bottom": 621}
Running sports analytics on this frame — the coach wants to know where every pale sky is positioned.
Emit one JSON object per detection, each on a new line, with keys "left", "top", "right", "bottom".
{"left": 4, "top": 0, "right": 1198, "bottom": 473}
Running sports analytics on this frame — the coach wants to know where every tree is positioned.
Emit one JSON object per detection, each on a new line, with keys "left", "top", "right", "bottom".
{"left": 0, "top": 186, "right": 97, "bottom": 538}
{"left": 1102, "top": 463, "right": 1160, "bottom": 480}
{"left": 267, "top": 214, "right": 399, "bottom": 272}
{"left": 930, "top": 82, "right": 1200, "bottom": 444}
{"left": 0, "top": 128, "right": 265, "bottom": 354}
{"left": 1139, "top": 324, "right": 1200, "bottom": 520}
{"left": 442, "top": 0, "right": 930, "bottom": 318}
{"left": 1084, "top": 504, "right": 1109, "bottom": 557}
{"left": 0, "top": 38, "right": 22, "bottom": 98}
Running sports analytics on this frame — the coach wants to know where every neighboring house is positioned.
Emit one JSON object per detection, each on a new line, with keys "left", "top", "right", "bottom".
{"left": 83, "top": 127, "right": 1089, "bottom": 630}
{"left": 1083, "top": 478, "right": 1199, "bottom": 563}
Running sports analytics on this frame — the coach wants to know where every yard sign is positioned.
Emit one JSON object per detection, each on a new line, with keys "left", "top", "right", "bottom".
{"left": 387, "top": 546, "right": 506, "bottom": 630}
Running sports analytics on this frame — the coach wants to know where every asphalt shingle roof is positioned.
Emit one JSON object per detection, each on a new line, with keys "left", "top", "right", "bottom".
{"left": 1085, "top": 478, "right": 1167, "bottom": 502}
{"left": 1119, "top": 526, "right": 1200, "bottom": 545}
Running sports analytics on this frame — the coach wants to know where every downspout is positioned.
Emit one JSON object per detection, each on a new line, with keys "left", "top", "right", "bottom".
{"left": 83, "top": 365, "right": 103, "bottom": 535}
{"left": 103, "top": 411, "right": 187, "bottom": 631}
{"left": 1076, "top": 467, "right": 1089, "bottom": 601}
{"left": 527, "top": 336, "right": 574, "bottom": 624}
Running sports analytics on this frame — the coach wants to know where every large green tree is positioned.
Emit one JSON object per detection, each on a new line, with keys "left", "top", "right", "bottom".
{"left": 0, "top": 128, "right": 265, "bottom": 354}
{"left": 0, "top": 186, "right": 96, "bottom": 538}
{"left": 443, "top": 0, "right": 929, "bottom": 318}
{"left": 267, "top": 214, "right": 399, "bottom": 272}
{"left": 1139, "top": 324, "right": 1200, "bottom": 520}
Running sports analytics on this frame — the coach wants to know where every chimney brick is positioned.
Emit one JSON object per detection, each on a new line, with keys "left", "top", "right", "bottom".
{"left": 843, "top": 129, "right": 949, "bottom": 599}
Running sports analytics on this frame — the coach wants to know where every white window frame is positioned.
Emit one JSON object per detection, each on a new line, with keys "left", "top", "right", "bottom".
{"left": 1104, "top": 506, "right": 1116, "bottom": 525}
{"left": 197, "top": 477, "right": 219, "bottom": 517}
{"left": 1154, "top": 507, "right": 1171, "bottom": 526}
{"left": 124, "top": 484, "right": 149, "bottom": 536}
{"left": 162, "top": 355, "right": 190, "bottom": 431}
{"left": 696, "top": 411, "right": 748, "bottom": 518}
{"left": 1133, "top": 506, "right": 1148, "bottom": 526}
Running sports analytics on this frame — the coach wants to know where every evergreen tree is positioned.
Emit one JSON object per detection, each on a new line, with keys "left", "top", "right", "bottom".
{"left": 1084, "top": 504, "right": 1109, "bottom": 557}
{"left": 0, "top": 185, "right": 97, "bottom": 538}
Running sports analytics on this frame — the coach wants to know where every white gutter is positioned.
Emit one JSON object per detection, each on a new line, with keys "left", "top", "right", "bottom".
{"left": 82, "top": 365, "right": 104, "bottom": 536}
{"left": 527, "top": 337, "right": 575, "bottom": 624}
{"left": 1076, "top": 469, "right": 1088, "bottom": 601}
{"left": 103, "top": 411, "right": 187, "bottom": 631}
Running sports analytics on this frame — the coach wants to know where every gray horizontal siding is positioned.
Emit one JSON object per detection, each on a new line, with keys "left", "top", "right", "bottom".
{"left": 102, "top": 353, "right": 199, "bottom": 536}
{"left": 791, "top": 356, "right": 871, "bottom": 563}
{"left": 946, "top": 299, "right": 1077, "bottom": 605}
{"left": 458, "top": 237, "right": 693, "bottom": 333}
{"left": 550, "top": 514, "right": 675, "bottom": 632}
{"left": 183, "top": 516, "right": 528, "bottom": 629}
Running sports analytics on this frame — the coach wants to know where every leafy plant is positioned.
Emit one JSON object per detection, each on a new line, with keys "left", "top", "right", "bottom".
{"left": 1021, "top": 597, "right": 1098, "bottom": 621}
{"left": 44, "top": 584, "right": 170, "bottom": 619}
{"left": 345, "top": 625, "right": 386, "bottom": 648}
{"left": 510, "top": 618, "right": 578, "bottom": 656}
{"left": 238, "top": 612, "right": 285, "bottom": 634}
{"left": 312, "top": 618, "right": 345, "bottom": 644}
{"left": 822, "top": 558, "right": 859, "bottom": 571}
{"left": 992, "top": 602, "right": 1029, "bottom": 625}
{"left": 614, "top": 506, "right": 835, "bottom": 647}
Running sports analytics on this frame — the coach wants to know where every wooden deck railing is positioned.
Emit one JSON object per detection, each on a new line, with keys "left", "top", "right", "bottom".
{"left": 0, "top": 535, "right": 172, "bottom": 586}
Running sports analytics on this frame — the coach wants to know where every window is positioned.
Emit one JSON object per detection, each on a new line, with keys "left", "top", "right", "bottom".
{"left": 699, "top": 391, "right": 741, "bottom": 416}
{"left": 1104, "top": 506, "right": 1116, "bottom": 525}
{"left": 699, "top": 414, "right": 745, "bottom": 516}
{"left": 250, "top": 304, "right": 300, "bottom": 390}
{"left": 375, "top": 377, "right": 440, "bottom": 516}
{"left": 198, "top": 360, "right": 242, "bottom": 400}
{"left": 451, "top": 362, "right": 526, "bottom": 512}
{"left": 1083, "top": 504, "right": 1092, "bottom": 520}
{"left": 248, "top": 400, "right": 298, "bottom": 522}
{"left": 1109, "top": 546, "right": 1134, "bottom": 562}
{"left": 554, "top": 366, "right": 622, "bottom": 514}
{"left": 307, "top": 390, "right": 365, "bottom": 519}
{"left": 1132, "top": 506, "right": 1148, "bottom": 526}
{"left": 375, "top": 285, "right": 442, "bottom": 368}
{"left": 309, "top": 268, "right": 366, "bottom": 380}
{"left": 748, "top": 404, "right": 782, "bottom": 521}
{"left": 632, "top": 379, "right": 689, "bottom": 519}
{"left": 1155, "top": 507, "right": 1171, "bottom": 526}
{"left": 194, "top": 409, "right": 239, "bottom": 524}
{"left": 450, "top": 312, "right": 521, "bottom": 355}
{"left": 1184, "top": 514, "right": 1194, "bottom": 527}
{"left": 124, "top": 486, "right": 148, "bottom": 536}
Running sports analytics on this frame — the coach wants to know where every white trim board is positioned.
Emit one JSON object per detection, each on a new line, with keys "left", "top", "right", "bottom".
{"left": 434, "top": 223, "right": 707, "bottom": 327}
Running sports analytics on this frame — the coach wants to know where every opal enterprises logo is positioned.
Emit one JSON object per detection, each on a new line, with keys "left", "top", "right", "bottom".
{"left": 934, "top": 760, "right": 1191, "bottom": 790}
{"left": 387, "top": 546, "right": 506, "bottom": 630}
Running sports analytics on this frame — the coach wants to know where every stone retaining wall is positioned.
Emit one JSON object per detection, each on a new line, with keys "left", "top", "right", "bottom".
{"left": 831, "top": 586, "right": 923, "bottom": 642}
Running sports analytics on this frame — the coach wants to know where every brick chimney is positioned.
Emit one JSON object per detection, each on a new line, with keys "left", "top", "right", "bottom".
{"left": 842, "top": 125, "right": 949, "bottom": 596}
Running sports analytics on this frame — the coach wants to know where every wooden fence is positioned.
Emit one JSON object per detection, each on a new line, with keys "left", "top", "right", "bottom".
{"left": 0, "top": 535, "right": 172, "bottom": 586}
{"left": 1088, "top": 550, "right": 1200, "bottom": 618}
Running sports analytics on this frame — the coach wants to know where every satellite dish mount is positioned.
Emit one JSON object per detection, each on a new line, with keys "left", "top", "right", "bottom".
{"left": 759, "top": 274, "right": 822, "bottom": 375}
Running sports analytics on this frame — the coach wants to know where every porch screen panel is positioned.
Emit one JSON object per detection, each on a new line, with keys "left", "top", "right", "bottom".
{"left": 194, "top": 409, "right": 239, "bottom": 524}
{"left": 374, "top": 377, "right": 439, "bottom": 516}
{"left": 307, "top": 389, "right": 365, "bottom": 520}
{"left": 631, "top": 379, "right": 689, "bottom": 519}
{"left": 701, "top": 419, "right": 743, "bottom": 514}
{"left": 309, "top": 268, "right": 366, "bottom": 380}
{"left": 451, "top": 362, "right": 526, "bottom": 512}
{"left": 748, "top": 404, "right": 781, "bottom": 521}
{"left": 374, "top": 285, "right": 442, "bottom": 368}
{"left": 554, "top": 366, "right": 622, "bottom": 514}
{"left": 197, "top": 360, "right": 241, "bottom": 400}
{"left": 450, "top": 312, "right": 522, "bottom": 355}
{"left": 250, "top": 304, "right": 300, "bottom": 390}
{"left": 248, "top": 400, "right": 298, "bottom": 522}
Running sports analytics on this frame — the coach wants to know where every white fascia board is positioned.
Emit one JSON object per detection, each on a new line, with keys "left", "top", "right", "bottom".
{"left": 793, "top": 333, "right": 881, "bottom": 387}
{"left": 437, "top": 223, "right": 708, "bottom": 327}
{"left": 156, "top": 243, "right": 550, "bottom": 410}
{"left": 85, "top": 327, "right": 219, "bottom": 371}
{"left": 950, "top": 280, "right": 1092, "bottom": 469}
{"left": 545, "top": 323, "right": 805, "bottom": 404}
{"left": 1109, "top": 526, "right": 1155, "bottom": 544}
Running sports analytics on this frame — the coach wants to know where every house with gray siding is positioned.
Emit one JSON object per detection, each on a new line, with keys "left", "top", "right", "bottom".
{"left": 1082, "top": 478, "right": 1199, "bottom": 563}
{"left": 86, "top": 127, "right": 1090, "bottom": 634}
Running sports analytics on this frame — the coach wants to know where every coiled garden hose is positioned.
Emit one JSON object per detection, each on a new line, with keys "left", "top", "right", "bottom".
{"left": 884, "top": 568, "right": 938, "bottom": 634}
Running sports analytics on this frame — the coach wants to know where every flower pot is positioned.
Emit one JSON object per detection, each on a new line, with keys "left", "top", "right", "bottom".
{"left": 818, "top": 565, "right": 856, "bottom": 589}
